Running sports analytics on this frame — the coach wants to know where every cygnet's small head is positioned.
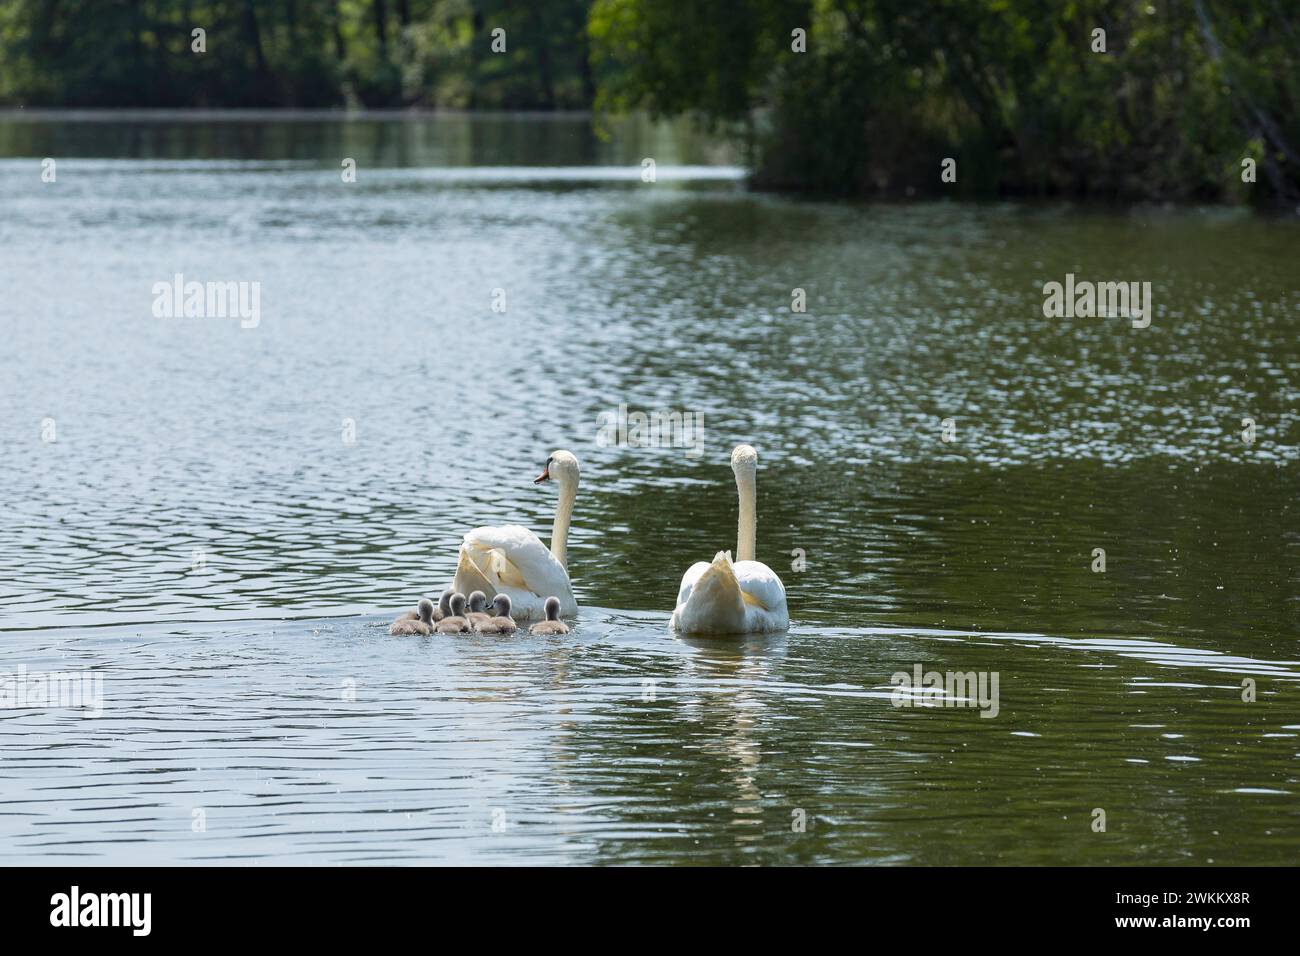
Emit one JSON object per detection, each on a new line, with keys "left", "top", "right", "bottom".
{"left": 534, "top": 449, "right": 580, "bottom": 488}
{"left": 417, "top": 598, "right": 435, "bottom": 624}
{"left": 438, "top": 589, "right": 454, "bottom": 615}
{"left": 491, "top": 594, "right": 512, "bottom": 618}
{"left": 449, "top": 592, "right": 467, "bottom": 616}
{"left": 468, "top": 590, "right": 488, "bottom": 613}
{"left": 544, "top": 596, "right": 561, "bottom": 621}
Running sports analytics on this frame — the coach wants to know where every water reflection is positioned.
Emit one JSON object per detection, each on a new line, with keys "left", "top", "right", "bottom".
{"left": 7, "top": 611, "right": 1294, "bottom": 864}
{"left": 0, "top": 111, "right": 737, "bottom": 168}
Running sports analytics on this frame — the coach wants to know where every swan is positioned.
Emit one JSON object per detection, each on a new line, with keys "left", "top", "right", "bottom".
{"left": 465, "top": 590, "right": 491, "bottom": 629}
{"left": 435, "top": 592, "right": 472, "bottom": 634}
{"left": 396, "top": 589, "right": 452, "bottom": 624}
{"left": 449, "top": 450, "right": 579, "bottom": 623}
{"left": 670, "top": 444, "right": 789, "bottom": 635}
{"left": 390, "top": 597, "right": 435, "bottom": 636}
{"left": 432, "top": 588, "right": 453, "bottom": 622}
{"left": 529, "top": 596, "right": 570, "bottom": 636}
{"left": 475, "top": 594, "right": 518, "bottom": 635}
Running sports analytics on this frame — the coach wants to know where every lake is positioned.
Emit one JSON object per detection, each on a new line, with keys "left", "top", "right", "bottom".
{"left": 0, "top": 112, "right": 1296, "bottom": 865}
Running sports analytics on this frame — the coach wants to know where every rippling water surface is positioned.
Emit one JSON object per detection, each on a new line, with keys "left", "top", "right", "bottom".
{"left": 0, "top": 113, "right": 1297, "bottom": 864}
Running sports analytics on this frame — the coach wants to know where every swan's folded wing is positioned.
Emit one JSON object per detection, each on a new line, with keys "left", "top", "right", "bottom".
{"left": 671, "top": 551, "right": 750, "bottom": 633}
{"left": 461, "top": 525, "right": 565, "bottom": 589}
{"left": 451, "top": 546, "right": 497, "bottom": 596}
{"left": 453, "top": 525, "right": 575, "bottom": 622}
{"left": 733, "top": 560, "right": 789, "bottom": 616}
{"left": 674, "top": 561, "right": 712, "bottom": 607}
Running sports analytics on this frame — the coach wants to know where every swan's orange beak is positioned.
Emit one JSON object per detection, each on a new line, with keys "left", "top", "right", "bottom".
{"left": 533, "top": 464, "right": 551, "bottom": 484}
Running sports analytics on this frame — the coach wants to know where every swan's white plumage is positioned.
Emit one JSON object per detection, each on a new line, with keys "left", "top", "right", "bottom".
{"left": 445, "top": 450, "right": 580, "bottom": 624}
{"left": 671, "top": 550, "right": 789, "bottom": 635}
{"left": 670, "top": 443, "right": 789, "bottom": 636}
{"left": 451, "top": 524, "right": 575, "bottom": 623}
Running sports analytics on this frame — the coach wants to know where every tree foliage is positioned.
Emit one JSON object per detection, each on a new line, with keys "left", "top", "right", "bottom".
{"left": 1, "top": 0, "right": 1295, "bottom": 202}
{"left": 0, "top": 0, "right": 594, "bottom": 109}
{"left": 590, "top": 0, "right": 1300, "bottom": 203}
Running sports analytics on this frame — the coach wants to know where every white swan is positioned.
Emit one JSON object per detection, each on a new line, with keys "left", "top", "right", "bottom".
{"left": 448, "top": 450, "right": 579, "bottom": 623}
{"left": 671, "top": 444, "right": 789, "bottom": 635}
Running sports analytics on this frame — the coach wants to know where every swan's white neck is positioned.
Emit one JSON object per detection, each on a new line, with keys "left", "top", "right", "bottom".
{"left": 550, "top": 476, "right": 578, "bottom": 570}
{"left": 735, "top": 462, "right": 756, "bottom": 562}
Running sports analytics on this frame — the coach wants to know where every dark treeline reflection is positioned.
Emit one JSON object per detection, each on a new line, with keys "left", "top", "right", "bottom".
{"left": 2, "top": 1, "right": 1297, "bottom": 203}
{"left": 0, "top": 112, "right": 733, "bottom": 167}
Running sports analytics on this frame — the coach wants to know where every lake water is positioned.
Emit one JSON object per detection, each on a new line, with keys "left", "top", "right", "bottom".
{"left": 1, "top": 112, "right": 1297, "bottom": 865}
